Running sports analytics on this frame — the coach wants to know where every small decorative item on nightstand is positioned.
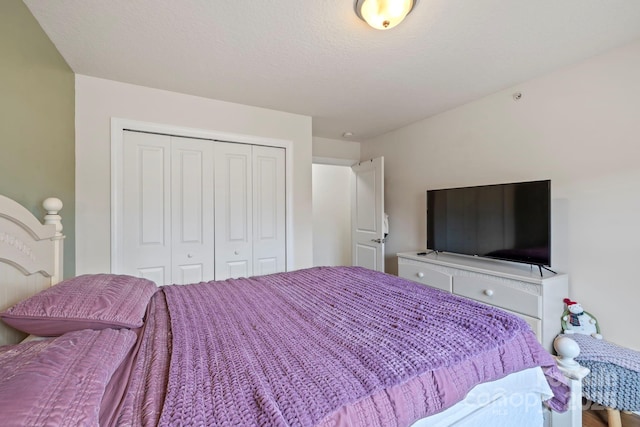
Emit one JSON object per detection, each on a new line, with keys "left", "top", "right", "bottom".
{"left": 561, "top": 298, "right": 602, "bottom": 339}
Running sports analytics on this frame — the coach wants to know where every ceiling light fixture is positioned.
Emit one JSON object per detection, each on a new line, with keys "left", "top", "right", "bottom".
{"left": 355, "top": 0, "right": 417, "bottom": 30}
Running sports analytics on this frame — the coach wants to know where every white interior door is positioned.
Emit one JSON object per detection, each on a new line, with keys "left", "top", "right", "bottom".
{"left": 214, "top": 142, "right": 253, "bottom": 280}
{"left": 170, "top": 137, "right": 215, "bottom": 285}
{"left": 351, "top": 157, "right": 385, "bottom": 272}
{"left": 122, "top": 131, "right": 172, "bottom": 285}
{"left": 252, "top": 146, "right": 286, "bottom": 276}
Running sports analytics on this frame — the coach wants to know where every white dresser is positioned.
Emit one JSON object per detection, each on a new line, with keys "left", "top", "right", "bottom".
{"left": 397, "top": 251, "right": 569, "bottom": 353}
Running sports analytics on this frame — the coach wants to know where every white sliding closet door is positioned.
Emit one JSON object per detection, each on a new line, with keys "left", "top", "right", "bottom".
{"left": 214, "top": 144, "right": 286, "bottom": 279}
{"left": 253, "top": 146, "right": 286, "bottom": 276}
{"left": 121, "top": 132, "right": 215, "bottom": 285}
{"left": 214, "top": 142, "right": 253, "bottom": 280}
{"left": 122, "top": 131, "right": 172, "bottom": 285}
{"left": 170, "top": 137, "right": 215, "bottom": 285}
{"left": 116, "top": 130, "right": 286, "bottom": 284}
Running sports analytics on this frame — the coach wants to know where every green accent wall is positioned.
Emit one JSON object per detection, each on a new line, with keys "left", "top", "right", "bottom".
{"left": 0, "top": 0, "right": 75, "bottom": 276}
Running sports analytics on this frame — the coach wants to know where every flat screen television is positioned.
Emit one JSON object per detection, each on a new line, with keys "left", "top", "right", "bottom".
{"left": 426, "top": 180, "right": 551, "bottom": 267}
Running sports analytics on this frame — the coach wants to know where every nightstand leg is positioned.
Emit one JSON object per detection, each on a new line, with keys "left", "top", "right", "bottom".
{"left": 606, "top": 407, "right": 621, "bottom": 427}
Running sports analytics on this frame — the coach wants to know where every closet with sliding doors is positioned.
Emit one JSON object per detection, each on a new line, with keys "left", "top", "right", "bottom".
{"left": 114, "top": 130, "right": 286, "bottom": 286}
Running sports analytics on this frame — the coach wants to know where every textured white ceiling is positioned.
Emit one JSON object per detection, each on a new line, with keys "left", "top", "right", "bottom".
{"left": 23, "top": 0, "right": 640, "bottom": 140}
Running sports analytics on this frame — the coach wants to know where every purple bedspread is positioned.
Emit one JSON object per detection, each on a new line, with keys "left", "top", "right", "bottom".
{"left": 0, "top": 329, "right": 136, "bottom": 427}
{"left": 118, "top": 266, "right": 569, "bottom": 426}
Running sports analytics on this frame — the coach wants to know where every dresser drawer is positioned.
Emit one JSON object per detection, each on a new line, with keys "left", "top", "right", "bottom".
{"left": 398, "top": 262, "right": 452, "bottom": 292}
{"left": 453, "top": 275, "right": 541, "bottom": 318}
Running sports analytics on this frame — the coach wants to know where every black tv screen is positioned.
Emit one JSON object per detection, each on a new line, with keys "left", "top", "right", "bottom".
{"left": 426, "top": 180, "right": 551, "bottom": 266}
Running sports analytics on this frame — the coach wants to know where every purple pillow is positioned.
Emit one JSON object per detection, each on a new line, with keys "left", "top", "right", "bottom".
{"left": 0, "top": 328, "right": 136, "bottom": 426}
{"left": 0, "top": 274, "right": 158, "bottom": 336}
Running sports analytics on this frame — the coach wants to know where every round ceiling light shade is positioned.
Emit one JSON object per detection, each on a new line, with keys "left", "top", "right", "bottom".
{"left": 355, "top": 0, "right": 416, "bottom": 30}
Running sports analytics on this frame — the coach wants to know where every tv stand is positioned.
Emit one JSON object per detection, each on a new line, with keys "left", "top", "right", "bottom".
{"left": 416, "top": 250, "right": 437, "bottom": 256}
{"left": 538, "top": 264, "right": 557, "bottom": 276}
{"left": 397, "top": 251, "right": 568, "bottom": 353}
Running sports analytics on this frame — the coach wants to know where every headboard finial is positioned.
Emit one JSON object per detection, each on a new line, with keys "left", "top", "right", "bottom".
{"left": 42, "top": 198, "right": 63, "bottom": 237}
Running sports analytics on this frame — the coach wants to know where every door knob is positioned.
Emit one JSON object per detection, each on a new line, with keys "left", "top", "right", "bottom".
{"left": 234, "top": 250, "right": 239, "bottom": 255}
{"left": 417, "top": 272, "right": 424, "bottom": 278}
{"left": 371, "top": 238, "right": 386, "bottom": 244}
{"left": 187, "top": 253, "right": 193, "bottom": 258}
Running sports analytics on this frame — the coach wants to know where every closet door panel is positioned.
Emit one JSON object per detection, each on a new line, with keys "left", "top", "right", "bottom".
{"left": 122, "top": 131, "right": 171, "bottom": 285}
{"left": 228, "top": 156, "right": 250, "bottom": 240}
{"left": 214, "top": 142, "right": 252, "bottom": 280}
{"left": 252, "top": 146, "right": 286, "bottom": 275}
{"left": 138, "top": 267, "right": 166, "bottom": 286}
{"left": 171, "top": 137, "right": 215, "bottom": 285}
{"left": 222, "top": 261, "right": 250, "bottom": 281}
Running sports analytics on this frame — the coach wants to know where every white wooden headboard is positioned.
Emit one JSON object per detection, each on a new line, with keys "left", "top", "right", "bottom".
{"left": 0, "top": 194, "right": 64, "bottom": 345}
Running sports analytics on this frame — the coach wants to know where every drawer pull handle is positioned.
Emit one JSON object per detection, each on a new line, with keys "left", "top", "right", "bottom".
{"left": 417, "top": 272, "right": 424, "bottom": 278}
{"left": 484, "top": 289, "right": 494, "bottom": 297}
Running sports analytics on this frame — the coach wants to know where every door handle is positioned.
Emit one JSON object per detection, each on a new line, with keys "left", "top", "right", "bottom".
{"left": 371, "top": 238, "right": 386, "bottom": 244}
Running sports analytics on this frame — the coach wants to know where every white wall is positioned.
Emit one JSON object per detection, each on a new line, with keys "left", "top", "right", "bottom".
{"left": 75, "top": 75, "right": 313, "bottom": 274}
{"left": 362, "top": 39, "right": 640, "bottom": 351}
{"left": 312, "top": 136, "right": 361, "bottom": 164}
{"left": 312, "top": 164, "right": 352, "bottom": 266}
{"left": 311, "top": 137, "right": 359, "bottom": 266}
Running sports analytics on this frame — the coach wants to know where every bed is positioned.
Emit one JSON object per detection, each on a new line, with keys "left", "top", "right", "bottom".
{"left": 0, "top": 194, "right": 581, "bottom": 427}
